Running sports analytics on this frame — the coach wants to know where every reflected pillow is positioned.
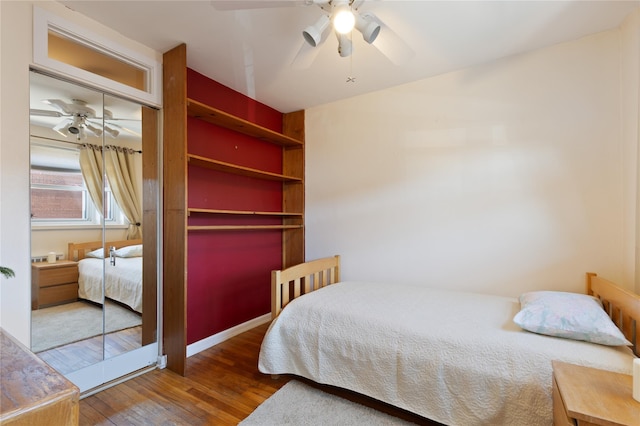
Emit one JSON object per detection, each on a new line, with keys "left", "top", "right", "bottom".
{"left": 85, "top": 248, "right": 105, "bottom": 258}
{"left": 513, "top": 291, "right": 631, "bottom": 346}
{"left": 114, "top": 244, "right": 143, "bottom": 258}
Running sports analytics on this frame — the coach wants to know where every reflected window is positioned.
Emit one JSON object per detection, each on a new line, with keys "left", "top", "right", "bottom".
{"left": 31, "top": 169, "right": 87, "bottom": 220}
{"left": 30, "top": 144, "right": 125, "bottom": 227}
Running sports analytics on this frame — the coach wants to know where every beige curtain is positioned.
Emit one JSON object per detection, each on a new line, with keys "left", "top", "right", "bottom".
{"left": 104, "top": 145, "right": 142, "bottom": 239}
{"left": 79, "top": 143, "right": 142, "bottom": 240}
{"left": 79, "top": 144, "right": 104, "bottom": 215}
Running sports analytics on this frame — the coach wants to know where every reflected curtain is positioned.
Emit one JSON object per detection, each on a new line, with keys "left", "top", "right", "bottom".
{"left": 104, "top": 146, "right": 142, "bottom": 239}
{"left": 79, "top": 144, "right": 104, "bottom": 214}
{"left": 79, "top": 143, "right": 142, "bottom": 239}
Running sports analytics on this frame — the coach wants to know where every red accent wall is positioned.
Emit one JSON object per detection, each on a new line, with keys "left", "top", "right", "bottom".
{"left": 186, "top": 69, "right": 284, "bottom": 343}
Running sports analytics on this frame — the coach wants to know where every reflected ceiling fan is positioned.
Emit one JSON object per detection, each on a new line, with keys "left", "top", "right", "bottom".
{"left": 212, "top": 0, "right": 413, "bottom": 66}
{"left": 30, "top": 98, "right": 139, "bottom": 140}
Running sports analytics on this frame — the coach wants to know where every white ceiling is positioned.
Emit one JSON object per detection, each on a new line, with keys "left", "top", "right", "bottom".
{"left": 60, "top": 0, "right": 639, "bottom": 113}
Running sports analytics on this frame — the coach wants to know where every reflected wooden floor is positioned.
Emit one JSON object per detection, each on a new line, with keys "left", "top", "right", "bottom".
{"left": 37, "top": 326, "right": 142, "bottom": 375}
{"left": 78, "top": 322, "right": 438, "bottom": 426}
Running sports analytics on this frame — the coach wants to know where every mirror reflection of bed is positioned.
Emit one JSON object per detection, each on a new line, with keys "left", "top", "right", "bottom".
{"left": 33, "top": 239, "right": 144, "bottom": 374}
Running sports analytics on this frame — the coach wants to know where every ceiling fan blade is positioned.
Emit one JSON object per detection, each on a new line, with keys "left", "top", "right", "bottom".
{"left": 42, "top": 99, "right": 74, "bottom": 115}
{"left": 210, "top": 0, "right": 309, "bottom": 11}
{"left": 30, "top": 108, "right": 63, "bottom": 118}
{"left": 366, "top": 13, "right": 414, "bottom": 66}
{"left": 104, "top": 121, "right": 141, "bottom": 138}
{"left": 99, "top": 109, "right": 141, "bottom": 122}
{"left": 83, "top": 119, "right": 132, "bottom": 138}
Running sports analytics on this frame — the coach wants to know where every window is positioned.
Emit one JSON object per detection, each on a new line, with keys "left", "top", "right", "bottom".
{"left": 31, "top": 169, "right": 87, "bottom": 221}
{"left": 30, "top": 146, "right": 127, "bottom": 228}
{"left": 33, "top": 7, "right": 161, "bottom": 107}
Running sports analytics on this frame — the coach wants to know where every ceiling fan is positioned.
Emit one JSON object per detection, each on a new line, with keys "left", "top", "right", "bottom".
{"left": 212, "top": 0, "right": 413, "bottom": 65}
{"left": 30, "top": 98, "right": 139, "bottom": 140}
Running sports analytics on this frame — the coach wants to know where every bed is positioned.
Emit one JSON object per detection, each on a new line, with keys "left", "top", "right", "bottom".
{"left": 258, "top": 256, "right": 640, "bottom": 426}
{"left": 68, "top": 239, "right": 143, "bottom": 313}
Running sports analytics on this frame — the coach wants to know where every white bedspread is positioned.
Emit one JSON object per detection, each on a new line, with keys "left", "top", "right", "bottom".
{"left": 258, "top": 281, "right": 635, "bottom": 426}
{"left": 78, "top": 257, "right": 143, "bottom": 313}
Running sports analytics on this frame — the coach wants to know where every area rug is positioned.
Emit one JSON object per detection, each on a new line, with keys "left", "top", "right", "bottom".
{"left": 239, "top": 380, "right": 417, "bottom": 425}
{"left": 31, "top": 300, "right": 141, "bottom": 353}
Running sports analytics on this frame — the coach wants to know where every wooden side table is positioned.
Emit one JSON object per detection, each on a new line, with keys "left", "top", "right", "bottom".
{"left": 0, "top": 328, "right": 79, "bottom": 425}
{"left": 552, "top": 360, "right": 639, "bottom": 426}
{"left": 31, "top": 260, "right": 79, "bottom": 310}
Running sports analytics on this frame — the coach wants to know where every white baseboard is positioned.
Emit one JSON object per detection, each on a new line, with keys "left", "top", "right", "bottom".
{"left": 186, "top": 313, "right": 272, "bottom": 357}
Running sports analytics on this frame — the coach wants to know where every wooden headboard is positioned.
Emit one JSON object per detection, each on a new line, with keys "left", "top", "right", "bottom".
{"left": 68, "top": 239, "right": 142, "bottom": 261}
{"left": 271, "top": 255, "right": 340, "bottom": 319}
{"left": 587, "top": 272, "right": 640, "bottom": 356}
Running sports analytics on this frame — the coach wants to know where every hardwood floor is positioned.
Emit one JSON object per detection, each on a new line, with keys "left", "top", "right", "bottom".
{"left": 38, "top": 326, "right": 142, "bottom": 375}
{"left": 79, "top": 323, "right": 288, "bottom": 425}
{"left": 79, "top": 322, "right": 439, "bottom": 425}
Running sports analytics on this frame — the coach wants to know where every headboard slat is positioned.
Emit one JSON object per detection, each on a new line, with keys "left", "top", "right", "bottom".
{"left": 271, "top": 255, "right": 340, "bottom": 319}
{"left": 587, "top": 272, "right": 640, "bottom": 356}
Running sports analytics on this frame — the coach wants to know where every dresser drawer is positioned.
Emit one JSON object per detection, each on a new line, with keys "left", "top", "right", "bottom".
{"left": 38, "top": 283, "right": 79, "bottom": 308}
{"left": 31, "top": 261, "right": 79, "bottom": 309}
{"left": 36, "top": 266, "right": 79, "bottom": 288}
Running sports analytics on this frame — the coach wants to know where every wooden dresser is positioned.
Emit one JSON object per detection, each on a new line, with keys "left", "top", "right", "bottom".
{"left": 31, "top": 260, "right": 79, "bottom": 310}
{"left": 0, "top": 328, "right": 79, "bottom": 425}
{"left": 552, "top": 360, "right": 639, "bottom": 426}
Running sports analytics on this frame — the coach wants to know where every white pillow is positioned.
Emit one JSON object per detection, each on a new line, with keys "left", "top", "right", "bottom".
{"left": 513, "top": 291, "right": 631, "bottom": 346}
{"left": 85, "top": 247, "right": 105, "bottom": 258}
{"left": 114, "top": 244, "right": 143, "bottom": 258}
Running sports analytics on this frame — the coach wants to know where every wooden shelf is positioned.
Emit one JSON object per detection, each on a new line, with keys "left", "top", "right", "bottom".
{"left": 188, "top": 208, "right": 303, "bottom": 217}
{"left": 188, "top": 154, "right": 302, "bottom": 182}
{"left": 188, "top": 225, "right": 303, "bottom": 231}
{"left": 187, "top": 98, "right": 303, "bottom": 148}
{"left": 163, "top": 44, "right": 305, "bottom": 377}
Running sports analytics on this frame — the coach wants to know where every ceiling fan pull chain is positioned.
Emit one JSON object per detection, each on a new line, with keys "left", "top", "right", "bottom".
{"left": 347, "top": 32, "right": 356, "bottom": 83}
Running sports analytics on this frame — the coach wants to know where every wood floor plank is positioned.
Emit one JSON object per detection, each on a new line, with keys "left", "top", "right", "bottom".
{"left": 79, "top": 322, "right": 437, "bottom": 425}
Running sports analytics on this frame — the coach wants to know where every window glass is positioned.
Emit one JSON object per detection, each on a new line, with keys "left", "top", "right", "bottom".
{"left": 48, "top": 30, "right": 147, "bottom": 92}
{"left": 31, "top": 169, "right": 86, "bottom": 220}
{"left": 30, "top": 158, "right": 123, "bottom": 226}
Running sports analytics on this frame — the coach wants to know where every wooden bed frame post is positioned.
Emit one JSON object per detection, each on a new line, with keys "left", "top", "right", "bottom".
{"left": 587, "top": 272, "right": 640, "bottom": 356}
{"left": 271, "top": 269, "right": 282, "bottom": 321}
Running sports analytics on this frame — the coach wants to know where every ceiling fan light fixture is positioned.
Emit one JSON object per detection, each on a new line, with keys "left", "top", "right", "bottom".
{"left": 85, "top": 122, "right": 103, "bottom": 137}
{"left": 335, "top": 31, "right": 352, "bottom": 57}
{"left": 333, "top": 4, "right": 355, "bottom": 34}
{"left": 303, "top": 14, "right": 330, "bottom": 47}
{"left": 355, "top": 13, "right": 381, "bottom": 44}
{"left": 104, "top": 125, "right": 120, "bottom": 138}
{"left": 67, "top": 115, "right": 85, "bottom": 136}
{"left": 52, "top": 119, "right": 70, "bottom": 137}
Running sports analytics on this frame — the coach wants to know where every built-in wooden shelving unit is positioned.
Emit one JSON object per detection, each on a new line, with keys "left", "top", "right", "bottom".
{"left": 163, "top": 43, "right": 305, "bottom": 376}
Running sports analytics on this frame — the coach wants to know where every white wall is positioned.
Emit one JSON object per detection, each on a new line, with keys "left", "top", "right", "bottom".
{"left": 0, "top": 1, "right": 159, "bottom": 345}
{"left": 621, "top": 9, "right": 640, "bottom": 293}
{"left": 1, "top": 1, "right": 35, "bottom": 344}
{"left": 306, "top": 24, "right": 639, "bottom": 297}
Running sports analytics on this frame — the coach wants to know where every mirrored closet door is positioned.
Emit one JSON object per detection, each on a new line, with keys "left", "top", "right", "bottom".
{"left": 29, "top": 71, "right": 159, "bottom": 392}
